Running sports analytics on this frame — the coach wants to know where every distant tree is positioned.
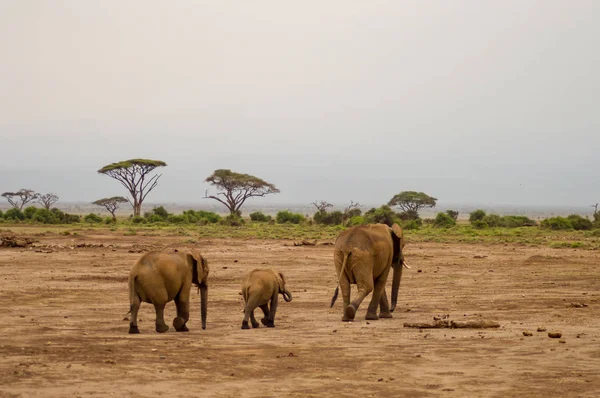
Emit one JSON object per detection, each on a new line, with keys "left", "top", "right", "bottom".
{"left": 92, "top": 196, "right": 128, "bottom": 221}
{"left": 204, "top": 169, "right": 279, "bottom": 215}
{"left": 312, "top": 200, "right": 333, "bottom": 212}
{"left": 36, "top": 193, "right": 59, "bottom": 210}
{"left": 343, "top": 201, "right": 362, "bottom": 220}
{"left": 1, "top": 189, "right": 39, "bottom": 210}
{"left": 97, "top": 159, "right": 167, "bottom": 216}
{"left": 388, "top": 191, "right": 437, "bottom": 216}
{"left": 469, "top": 209, "right": 486, "bottom": 223}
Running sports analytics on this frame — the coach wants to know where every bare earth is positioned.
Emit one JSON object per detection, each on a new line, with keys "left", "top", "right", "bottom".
{"left": 1, "top": 230, "right": 599, "bottom": 397}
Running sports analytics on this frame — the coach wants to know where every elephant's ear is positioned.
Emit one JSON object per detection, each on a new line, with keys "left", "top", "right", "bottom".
{"left": 276, "top": 271, "right": 286, "bottom": 293}
{"left": 390, "top": 223, "right": 405, "bottom": 265}
{"left": 189, "top": 249, "right": 208, "bottom": 286}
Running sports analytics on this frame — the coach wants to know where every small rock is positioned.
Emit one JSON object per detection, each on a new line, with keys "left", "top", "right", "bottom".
{"left": 366, "top": 322, "right": 370, "bottom": 325}
{"left": 523, "top": 331, "right": 533, "bottom": 337}
{"left": 377, "top": 378, "right": 384, "bottom": 382}
{"left": 417, "top": 270, "right": 422, "bottom": 273}
{"left": 332, "top": 329, "right": 337, "bottom": 333}
{"left": 233, "top": 260, "right": 238, "bottom": 263}
{"left": 336, "top": 378, "right": 340, "bottom": 381}
{"left": 415, "top": 354, "right": 421, "bottom": 358}
{"left": 122, "top": 317, "right": 129, "bottom": 321}
{"left": 559, "top": 340, "right": 566, "bottom": 344}
{"left": 66, "top": 364, "right": 71, "bottom": 369}
{"left": 548, "top": 332, "right": 562, "bottom": 338}
{"left": 222, "top": 266, "right": 228, "bottom": 269}
{"left": 537, "top": 327, "right": 547, "bottom": 332}
{"left": 151, "top": 348, "right": 158, "bottom": 352}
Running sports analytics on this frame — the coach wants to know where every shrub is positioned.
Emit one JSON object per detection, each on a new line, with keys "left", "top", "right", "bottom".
{"left": 104, "top": 217, "right": 116, "bottom": 224}
{"left": 364, "top": 206, "right": 399, "bottom": 226}
{"left": 446, "top": 210, "right": 459, "bottom": 221}
{"left": 145, "top": 214, "right": 164, "bottom": 223}
{"left": 501, "top": 215, "right": 536, "bottom": 227}
{"left": 541, "top": 216, "right": 573, "bottom": 230}
{"left": 346, "top": 215, "right": 365, "bottom": 226}
{"left": 276, "top": 211, "right": 305, "bottom": 224}
{"left": 0, "top": 209, "right": 3, "bottom": 219}
{"left": 220, "top": 214, "right": 245, "bottom": 226}
{"left": 151, "top": 206, "right": 170, "bottom": 220}
{"left": 471, "top": 220, "right": 489, "bottom": 229}
{"left": 314, "top": 210, "right": 344, "bottom": 225}
{"left": 182, "top": 210, "right": 221, "bottom": 224}
{"left": 84, "top": 213, "right": 103, "bottom": 223}
{"left": 131, "top": 215, "right": 146, "bottom": 224}
{"left": 567, "top": 214, "right": 593, "bottom": 231}
{"left": 397, "top": 210, "right": 420, "bottom": 221}
{"left": 403, "top": 218, "right": 422, "bottom": 230}
{"left": 4, "top": 208, "right": 25, "bottom": 221}
{"left": 250, "top": 211, "right": 271, "bottom": 222}
{"left": 24, "top": 206, "right": 38, "bottom": 220}
{"left": 482, "top": 214, "right": 503, "bottom": 227}
{"left": 344, "top": 208, "right": 362, "bottom": 219}
{"left": 469, "top": 210, "right": 486, "bottom": 223}
{"left": 434, "top": 212, "right": 456, "bottom": 228}
{"left": 31, "top": 208, "right": 58, "bottom": 224}
{"left": 167, "top": 214, "right": 189, "bottom": 224}
{"left": 50, "top": 208, "right": 80, "bottom": 224}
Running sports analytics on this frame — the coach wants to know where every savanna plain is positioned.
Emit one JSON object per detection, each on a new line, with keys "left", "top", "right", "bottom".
{"left": 1, "top": 224, "right": 599, "bottom": 397}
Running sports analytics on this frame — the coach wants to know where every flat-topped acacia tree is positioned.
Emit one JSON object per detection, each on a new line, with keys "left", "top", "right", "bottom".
{"left": 98, "top": 159, "right": 167, "bottom": 216}
{"left": 93, "top": 196, "right": 128, "bottom": 221}
{"left": 1, "top": 189, "right": 39, "bottom": 210}
{"left": 204, "top": 169, "right": 280, "bottom": 215}
{"left": 388, "top": 191, "right": 437, "bottom": 217}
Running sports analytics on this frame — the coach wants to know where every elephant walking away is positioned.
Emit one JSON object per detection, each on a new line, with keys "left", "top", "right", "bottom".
{"left": 128, "top": 249, "right": 209, "bottom": 333}
{"left": 330, "top": 223, "right": 408, "bottom": 321}
{"left": 241, "top": 269, "right": 292, "bottom": 329}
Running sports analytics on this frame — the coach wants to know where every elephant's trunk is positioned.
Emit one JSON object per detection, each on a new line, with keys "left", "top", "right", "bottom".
{"left": 282, "top": 289, "right": 293, "bottom": 302}
{"left": 200, "top": 284, "right": 208, "bottom": 330}
{"left": 390, "top": 262, "right": 403, "bottom": 312}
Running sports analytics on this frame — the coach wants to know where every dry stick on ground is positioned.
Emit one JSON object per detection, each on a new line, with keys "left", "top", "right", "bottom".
{"left": 403, "top": 319, "right": 500, "bottom": 329}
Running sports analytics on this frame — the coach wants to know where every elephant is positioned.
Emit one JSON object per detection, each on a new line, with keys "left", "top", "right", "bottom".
{"left": 330, "top": 223, "right": 408, "bottom": 321}
{"left": 241, "top": 269, "right": 292, "bottom": 329}
{"left": 128, "top": 249, "right": 209, "bottom": 334}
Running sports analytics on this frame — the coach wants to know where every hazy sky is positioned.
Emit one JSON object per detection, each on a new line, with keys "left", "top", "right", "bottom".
{"left": 1, "top": 1, "right": 598, "bottom": 207}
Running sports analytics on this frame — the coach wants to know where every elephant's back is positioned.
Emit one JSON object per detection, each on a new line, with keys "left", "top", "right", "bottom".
{"left": 334, "top": 224, "right": 391, "bottom": 252}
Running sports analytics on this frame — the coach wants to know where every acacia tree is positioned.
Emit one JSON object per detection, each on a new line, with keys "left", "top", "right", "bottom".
{"left": 312, "top": 200, "right": 333, "bottom": 212}
{"left": 93, "top": 196, "right": 128, "bottom": 221}
{"left": 388, "top": 191, "right": 437, "bottom": 216}
{"left": 36, "top": 193, "right": 59, "bottom": 210}
{"left": 98, "top": 159, "right": 167, "bottom": 216}
{"left": 204, "top": 169, "right": 279, "bottom": 215}
{"left": 1, "top": 189, "right": 39, "bottom": 210}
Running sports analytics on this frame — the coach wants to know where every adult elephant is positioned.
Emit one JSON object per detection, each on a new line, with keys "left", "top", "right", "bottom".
{"left": 330, "top": 223, "right": 407, "bottom": 321}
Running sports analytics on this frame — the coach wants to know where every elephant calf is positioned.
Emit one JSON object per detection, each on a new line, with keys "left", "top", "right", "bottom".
{"left": 128, "top": 249, "right": 209, "bottom": 334}
{"left": 241, "top": 269, "right": 292, "bottom": 329}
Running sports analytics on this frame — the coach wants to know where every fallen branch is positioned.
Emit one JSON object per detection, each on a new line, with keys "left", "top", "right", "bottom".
{"left": 404, "top": 318, "right": 500, "bottom": 329}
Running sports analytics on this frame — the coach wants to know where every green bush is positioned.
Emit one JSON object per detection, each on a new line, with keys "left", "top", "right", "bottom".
{"left": 567, "top": 214, "right": 593, "bottom": 230}
{"left": 276, "top": 211, "right": 305, "bottom": 224}
{"left": 182, "top": 210, "right": 221, "bottom": 224}
{"left": 167, "top": 214, "right": 189, "bottom": 224}
{"left": 469, "top": 210, "right": 486, "bottom": 223}
{"left": 131, "top": 215, "right": 146, "bottom": 224}
{"left": 104, "top": 217, "right": 116, "bottom": 224}
{"left": 482, "top": 214, "right": 503, "bottom": 227}
{"left": 434, "top": 212, "right": 456, "bottom": 228}
{"left": 4, "top": 208, "right": 25, "bottom": 221}
{"left": 541, "top": 216, "right": 573, "bottom": 230}
{"left": 314, "top": 210, "right": 344, "bottom": 225}
{"left": 501, "top": 215, "right": 536, "bottom": 227}
{"left": 51, "top": 208, "right": 80, "bottom": 224}
{"left": 471, "top": 220, "right": 488, "bottom": 229}
{"left": 397, "top": 210, "right": 420, "bottom": 221}
{"left": 250, "top": 211, "right": 271, "bottom": 222}
{"left": 145, "top": 214, "right": 164, "bottom": 223}
{"left": 347, "top": 215, "right": 365, "bottom": 226}
{"left": 31, "top": 208, "right": 58, "bottom": 224}
{"left": 84, "top": 213, "right": 103, "bottom": 223}
{"left": 344, "top": 208, "right": 362, "bottom": 219}
{"left": 221, "top": 214, "right": 245, "bottom": 226}
{"left": 151, "top": 206, "right": 170, "bottom": 220}
{"left": 364, "top": 206, "right": 399, "bottom": 226}
{"left": 403, "top": 218, "right": 422, "bottom": 230}
{"left": 0, "top": 209, "right": 3, "bottom": 219}
{"left": 24, "top": 206, "right": 38, "bottom": 220}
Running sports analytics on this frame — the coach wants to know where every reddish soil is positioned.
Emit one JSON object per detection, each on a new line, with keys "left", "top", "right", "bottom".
{"left": 1, "top": 230, "right": 599, "bottom": 397}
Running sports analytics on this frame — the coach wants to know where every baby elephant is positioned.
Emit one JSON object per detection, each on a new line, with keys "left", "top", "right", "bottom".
{"left": 241, "top": 269, "right": 292, "bottom": 329}
{"left": 128, "top": 249, "right": 209, "bottom": 334}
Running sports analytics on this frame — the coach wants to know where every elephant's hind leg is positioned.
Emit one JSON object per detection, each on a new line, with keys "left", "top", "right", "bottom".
{"left": 154, "top": 303, "right": 169, "bottom": 333}
{"left": 266, "top": 294, "right": 278, "bottom": 327}
{"left": 242, "top": 302, "right": 256, "bottom": 329}
{"left": 378, "top": 290, "right": 393, "bottom": 319}
{"left": 129, "top": 295, "right": 141, "bottom": 334}
{"left": 173, "top": 293, "right": 190, "bottom": 332}
{"left": 346, "top": 276, "right": 373, "bottom": 321}
{"left": 249, "top": 311, "right": 260, "bottom": 328}
{"left": 259, "top": 304, "right": 269, "bottom": 326}
{"left": 366, "top": 272, "right": 389, "bottom": 320}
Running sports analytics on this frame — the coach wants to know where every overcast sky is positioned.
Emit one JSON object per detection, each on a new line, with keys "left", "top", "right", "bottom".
{"left": 1, "top": 1, "right": 598, "bottom": 207}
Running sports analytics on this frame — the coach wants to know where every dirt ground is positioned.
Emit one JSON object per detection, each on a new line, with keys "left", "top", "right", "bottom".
{"left": 1, "top": 229, "right": 599, "bottom": 398}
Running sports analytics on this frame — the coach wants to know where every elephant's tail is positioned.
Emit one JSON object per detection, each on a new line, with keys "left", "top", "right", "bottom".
{"left": 330, "top": 252, "right": 350, "bottom": 308}
{"left": 127, "top": 275, "right": 137, "bottom": 314}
